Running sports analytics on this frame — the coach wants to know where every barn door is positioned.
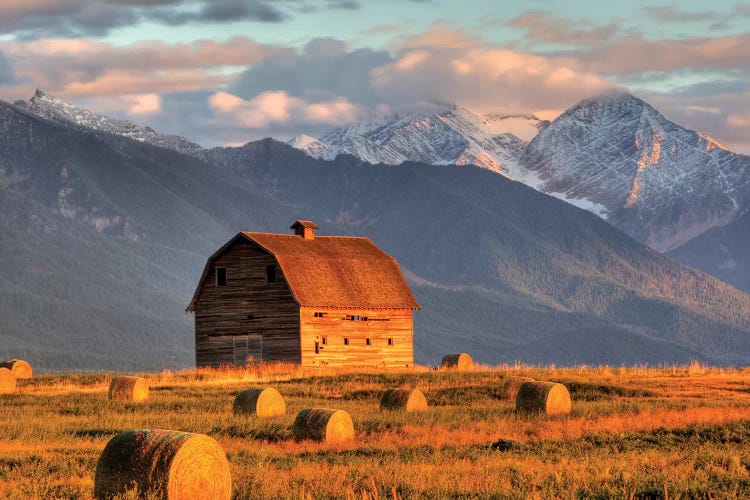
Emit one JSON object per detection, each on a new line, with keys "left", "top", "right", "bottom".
{"left": 233, "top": 335, "right": 263, "bottom": 366}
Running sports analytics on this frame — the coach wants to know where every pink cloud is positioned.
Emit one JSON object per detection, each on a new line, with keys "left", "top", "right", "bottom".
{"left": 509, "top": 11, "right": 618, "bottom": 46}
{"left": 209, "top": 90, "right": 360, "bottom": 129}
{"left": 1, "top": 36, "right": 284, "bottom": 100}
{"left": 581, "top": 34, "right": 750, "bottom": 75}
{"left": 125, "top": 93, "right": 161, "bottom": 115}
{"left": 60, "top": 70, "right": 227, "bottom": 98}
{"left": 371, "top": 29, "right": 613, "bottom": 116}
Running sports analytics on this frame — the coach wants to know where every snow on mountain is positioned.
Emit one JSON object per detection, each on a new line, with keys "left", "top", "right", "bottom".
{"left": 481, "top": 113, "right": 548, "bottom": 141}
{"left": 291, "top": 106, "right": 548, "bottom": 179}
{"left": 14, "top": 89, "right": 204, "bottom": 158}
{"left": 287, "top": 134, "right": 329, "bottom": 157}
{"left": 521, "top": 91, "right": 750, "bottom": 251}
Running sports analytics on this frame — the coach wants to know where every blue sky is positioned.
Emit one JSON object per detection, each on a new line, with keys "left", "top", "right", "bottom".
{"left": 0, "top": 0, "right": 747, "bottom": 151}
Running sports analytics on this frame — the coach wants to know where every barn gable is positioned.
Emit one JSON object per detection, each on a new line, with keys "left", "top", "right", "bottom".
{"left": 187, "top": 226, "right": 420, "bottom": 312}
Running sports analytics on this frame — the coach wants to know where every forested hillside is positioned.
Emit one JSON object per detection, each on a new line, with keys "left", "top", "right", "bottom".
{"left": 3, "top": 100, "right": 750, "bottom": 370}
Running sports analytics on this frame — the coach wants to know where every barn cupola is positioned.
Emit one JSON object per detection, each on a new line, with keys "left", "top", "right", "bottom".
{"left": 290, "top": 220, "right": 318, "bottom": 240}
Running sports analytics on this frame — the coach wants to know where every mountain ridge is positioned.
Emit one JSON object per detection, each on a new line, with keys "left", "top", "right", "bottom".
{"left": 13, "top": 89, "right": 205, "bottom": 159}
{"left": 4, "top": 98, "right": 750, "bottom": 370}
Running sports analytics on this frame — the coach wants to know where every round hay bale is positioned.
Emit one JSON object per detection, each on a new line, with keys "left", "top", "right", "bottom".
{"left": 379, "top": 389, "right": 428, "bottom": 412}
{"left": 440, "top": 353, "right": 473, "bottom": 370}
{"left": 515, "top": 381, "right": 571, "bottom": 416}
{"left": 499, "top": 376, "right": 535, "bottom": 402}
{"left": 94, "top": 429, "right": 232, "bottom": 500}
{"left": 1, "top": 359, "right": 32, "bottom": 379}
{"left": 108, "top": 376, "right": 149, "bottom": 402}
{"left": 0, "top": 367, "right": 16, "bottom": 394}
{"left": 233, "top": 388, "right": 286, "bottom": 418}
{"left": 293, "top": 408, "right": 354, "bottom": 443}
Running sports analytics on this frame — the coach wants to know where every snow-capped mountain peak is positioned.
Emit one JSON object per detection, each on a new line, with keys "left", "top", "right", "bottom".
{"left": 521, "top": 91, "right": 750, "bottom": 251}
{"left": 291, "top": 105, "right": 547, "bottom": 178}
{"left": 286, "top": 134, "right": 329, "bottom": 157}
{"left": 13, "top": 89, "right": 204, "bottom": 158}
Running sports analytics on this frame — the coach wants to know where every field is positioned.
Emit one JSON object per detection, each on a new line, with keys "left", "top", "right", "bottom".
{"left": 2, "top": 363, "right": 750, "bottom": 499}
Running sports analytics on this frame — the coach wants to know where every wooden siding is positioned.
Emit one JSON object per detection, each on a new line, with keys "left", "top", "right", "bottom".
{"left": 299, "top": 307, "right": 413, "bottom": 368}
{"left": 194, "top": 240, "right": 300, "bottom": 367}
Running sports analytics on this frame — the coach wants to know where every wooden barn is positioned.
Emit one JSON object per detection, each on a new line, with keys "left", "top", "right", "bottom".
{"left": 186, "top": 221, "right": 420, "bottom": 368}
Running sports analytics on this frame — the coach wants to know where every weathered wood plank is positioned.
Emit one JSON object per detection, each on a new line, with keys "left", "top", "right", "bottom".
{"left": 300, "top": 307, "right": 413, "bottom": 368}
{"left": 195, "top": 240, "right": 300, "bottom": 367}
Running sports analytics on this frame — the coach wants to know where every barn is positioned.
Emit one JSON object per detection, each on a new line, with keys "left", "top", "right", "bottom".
{"left": 186, "top": 220, "right": 420, "bottom": 368}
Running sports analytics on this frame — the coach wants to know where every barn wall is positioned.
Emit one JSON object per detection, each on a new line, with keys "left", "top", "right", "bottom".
{"left": 194, "top": 240, "right": 300, "bottom": 366}
{"left": 299, "top": 307, "right": 413, "bottom": 368}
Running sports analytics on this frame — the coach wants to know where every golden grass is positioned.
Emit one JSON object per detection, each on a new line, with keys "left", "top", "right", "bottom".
{"left": 3, "top": 363, "right": 750, "bottom": 498}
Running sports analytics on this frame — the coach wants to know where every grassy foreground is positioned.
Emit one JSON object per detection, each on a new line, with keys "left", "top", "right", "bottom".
{"left": 2, "top": 363, "right": 750, "bottom": 499}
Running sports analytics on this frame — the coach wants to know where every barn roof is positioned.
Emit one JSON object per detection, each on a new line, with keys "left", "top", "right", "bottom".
{"left": 186, "top": 228, "right": 420, "bottom": 311}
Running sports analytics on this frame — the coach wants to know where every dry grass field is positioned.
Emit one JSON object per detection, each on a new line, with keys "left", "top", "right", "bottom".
{"left": 2, "top": 362, "right": 750, "bottom": 499}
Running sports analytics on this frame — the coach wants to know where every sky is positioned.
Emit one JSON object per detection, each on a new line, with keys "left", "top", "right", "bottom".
{"left": 0, "top": 0, "right": 748, "bottom": 152}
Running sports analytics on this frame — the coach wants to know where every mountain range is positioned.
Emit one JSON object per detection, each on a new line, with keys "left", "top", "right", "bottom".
{"left": 2, "top": 90, "right": 750, "bottom": 371}
{"left": 289, "top": 92, "right": 750, "bottom": 295}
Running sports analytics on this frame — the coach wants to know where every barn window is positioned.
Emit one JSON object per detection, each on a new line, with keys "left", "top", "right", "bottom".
{"left": 344, "top": 315, "right": 368, "bottom": 321}
{"left": 344, "top": 337, "right": 349, "bottom": 346}
{"left": 388, "top": 338, "right": 393, "bottom": 346}
{"left": 366, "top": 338, "right": 371, "bottom": 346}
{"left": 322, "top": 337, "right": 327, "bottom": 345}
{"left": 266, "top": 265, "right": 277, "bottom": 283}
{"left": 216, "top": 267, "right": 227, "bottom": 287}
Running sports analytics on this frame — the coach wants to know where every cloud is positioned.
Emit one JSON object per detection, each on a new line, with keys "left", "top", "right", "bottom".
{"left": 727, "top": 114, "right": 750, "bottom": 129}
{"left": 0, "top": 0, "right": 291, "bottom": 39}
{"left": 370, "top": 28, "right": 613, "bottom": 113}
{"left": 1, "top": 36, "right": 285, "bottom": 97}
{"left": 0, "top": 0, "right": 379, "bottom": 38}
{"left": 229, "top": 38, "right": 392, "bottom": 105}
{"left": 152, "top": 0, "right": 286, "bottom": 25}
{"left": 643, "top": 83, "right": 750, "bottom": 153}
{"left": 227, "top": 29, "right": 613, "bottom": 117}
{"left": 209, "top": 90, "right": 360, "bottom": 129}
{"left": 642, "top": 6, "right": 716, "bottom": 23}
{"left": 0, "top": 1, "right": 140, "bottom": 39}
{"left": 124, "top": 93, "right": 162, "bottom": 114}
{"left": 579, "top": 34, "right": 750, "bottom": 75}
{"left": 0, "top": 50, "right": 16, "bottom": 85}
{"left": 509, "top": 10, "right": 619, "bottom": 46}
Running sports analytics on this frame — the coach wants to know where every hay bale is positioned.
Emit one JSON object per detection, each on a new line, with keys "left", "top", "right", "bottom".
{"left": 440, "top": 353, "right": 473, "bottom": 370}
{"left": 94, "top": 429, "right": 232, "bottom": 500}
{"left": 1, "top": 359, "right": 32, "bottom": 379}
{"left": 379, "top": 389, "right": 428, "bottom": 412}
{"left": 0, "top": 367, "right": 15, "bottom": 394}
{"left": 499, "top": 376, "right": 535, "bottom": 402}
{"left": 515, "top": 381, "right": 571, "bottom": 416}
{"left": 108, "top": 376, "right": 149, "bottom": 402}
{"left": 233, "top": 388, "right": 286, "bottom": 418}
{"left": 293, "top": 408, "right": 354, "bottom": 443}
